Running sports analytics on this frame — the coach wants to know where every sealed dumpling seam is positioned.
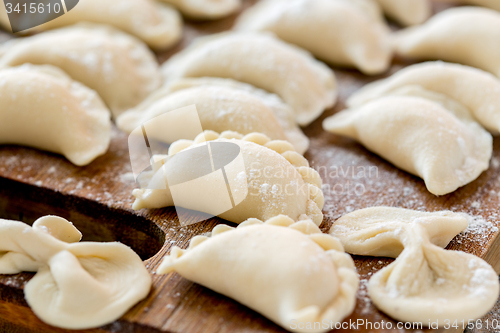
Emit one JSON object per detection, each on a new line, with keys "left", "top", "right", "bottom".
{"left": 132, "top": 130, "right": 324, "bottom": 225}
{"left": 159, "top": 215, "right": 359, "bottom": 333}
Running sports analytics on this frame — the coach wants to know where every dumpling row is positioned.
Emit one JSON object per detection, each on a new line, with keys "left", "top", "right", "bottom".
{"left": 159, "top": 215, "right": 359, "bottom": 333}
{"left": 330, "top": 207, "right": 499, "bottom": 325}
{"left": 0, "top": 215, "right": 151, "bottom": 329}
{"left": 323, "top": 61, "right": 500, "bottom": 195}
{"left": 132, "top": 130, "right": 325, "bottom": 226}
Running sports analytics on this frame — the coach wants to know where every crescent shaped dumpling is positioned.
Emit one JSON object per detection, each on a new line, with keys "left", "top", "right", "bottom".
{"left": 116, "top": 84, "right": 309, "bottom": 154}
{"left": 158, "top": 0, "right": 241, "bottom": 19}
{"left": 234, "top": 0, "right": 392, "bottom": 75}
{"left": 0, "top": 216, "right": 151, "bottom": 330}
{"left": 132, "top": 130, "right": 324, "bottom": 226}
{"left": 330, "top": 207, "right": 500, "bottom": 325}
{"left": 0, "top": 0, "right": 182, "bottom": 50}
{"left": 374, "top": 0, "right": 431, "bottom": 26}
{"left": 0, "top": 24, "right": 162, "bottom": 118}
{"left": 435, "top": 0, "right": 500, "bottom": 11}
{"left": 158, "top": 215, "right": 358, "bottom": 333}
{"left": 164, "top": 77, "right": 309, "bottom": 154}
{"left": 347, "top": 62, "right": 500, "bottom": 133}
{"left": 323, "top": 96, "right": 492, "bottom": 195}
{"left": 0, "top": 65, "right": 111, "bottom": 166}
{"left": 394, "top": 7, "right": 500, "bottom": 78}
{"left": 161, "top": 32, "right": 338, "bottom": 126}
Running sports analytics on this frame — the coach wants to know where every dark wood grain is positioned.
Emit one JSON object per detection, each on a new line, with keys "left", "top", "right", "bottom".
{"left": 0, "top": 0, "right": 499, "bottom": 332}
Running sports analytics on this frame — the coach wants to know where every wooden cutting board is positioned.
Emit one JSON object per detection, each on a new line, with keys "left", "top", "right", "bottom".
{"left": 0, "top": 1, "right": 499, "bottom": 332}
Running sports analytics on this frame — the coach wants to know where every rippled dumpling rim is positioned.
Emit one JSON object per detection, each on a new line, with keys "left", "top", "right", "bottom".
{"left": 166, "top": 130, "right": 325, "bottom": 225}
{"left": 158, "top": 214, "right": 359, "bottom": 329}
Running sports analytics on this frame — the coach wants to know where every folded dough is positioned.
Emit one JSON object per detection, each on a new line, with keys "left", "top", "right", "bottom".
{"left": 323, "top": 95, "right": 492, "bottom": 195}
{"left": 164, "top": 77, "right": 310, "bottom": 154}
{"left": 330, "top": 207, "right": 499, "bottom": 325}
{"left": 161, "top": 32, "right": 338, "bottom": 126}
{"left": 132, "top": 130, "right": 324, "bottom": 225}
{"left": 434, "top": 0, "right": 500, "bottom": 11}
{"left": 394, "top": 7, "right": 500, "bottom": 78}
{"left": 0, "top": 0, "right": 182, "bottom": 50}
{"left": 234, "top": 0, "right": 392, "bottom": 75}
{"left": 0, "top": 215, "right": 151, "bottom": 329}
{"left": 117, "top": 83, "right": 309, "bottom": 154}
{"left": 0, "top": 24, "right": 162, "bottom": 118}
{"left": 159, "top": 215, "right": 358, "bottom": 333}
{"left": 0, "top": 65, "right": 111, "bottom": 166}
{"left": 158, "top": 0, "right": 241, "bottom": 19}
{"left": 374, "top": 0, "right": 431, "bottom": 26}
{"left": 347, "top": 62, "right": 500, "bottom": 133}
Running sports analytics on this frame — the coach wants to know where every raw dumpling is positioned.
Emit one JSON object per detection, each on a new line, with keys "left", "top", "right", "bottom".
{"left": 117, "top": 83, "right": 309, "bottom": 154}
{"left": 0, "top": 24, "right": 162, "bottom": 118}
{"left": 0, "top": 65, "right": 111, "bottom": 166}
{"left": 158, "top": 0, "right": 241, "bottom": 19}
{"left": 394, "top": 7, "right": 500, "bottom": 78}
{"left": 234, "top": 0, "right": 392, "bottom": 75}
{"left": 0, "top": 0, "right": 182, "bottom": 50}
{"left": 165, "top": 77, "right": 309, "bottom": 154}
{"left": 330, "top": 207, "right": 499, "bottom": 325}
{"left": 161, "top": 32, "right": 338, "bottom": 126}
{"left": 375, "top": 0, "right": 431, "bottom": 26}
{"left": 0, "top": 215, "right": 151, "bottom": 329}
{"left": 435, "top": 0, "right": 500, "bottom": 11}
{"left": 159, "top": 215, "right": 358, "bottom": 333}
{"left": 323, "top": 95, "right": 492, "bottom": 195}
{"left": 132, "top": 130, "right": 324, "bottom": 226}
{"left": 347, "top": 62, "right": 500, "bottom": 133}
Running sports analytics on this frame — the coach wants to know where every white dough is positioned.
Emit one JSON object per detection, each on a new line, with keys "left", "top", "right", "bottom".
{"left": 235, "top": 0, "right": 392, "bottom": 75}
{"left": 161, "top": 32, "right": 338, "bottom": 126}
{"left": 0, "top": 24, "right": 162, "bottom": 117}
{"left": 330, "top": 207, "right": 499, "bottom": 325}
{"left": 159, "top": 215, "right": 358, "bottom": 333}
{"left": 158, "top": 0, "right": 241, "bottom": 19}
{"left": 375, "top": 0, "right": 431, "bottom": 26}
{"left": 347, "top": 62, "right": 500, "bottom": 133}
{"left": 323, "top": 95, "right": 492, "bottom": 196}
{"left": 0, "top": 65, "right": 111, "bottom": 166}
{"left": 0, "top": 216, "right": 151, "bottom": 330}
{"left": 117, "top": 83, "right": 309, "bottom": 154}
{"left": 394, "top": 7, "right": 500, "bottom": 78}
{"left": 132, "top": 130, "right": 325, "bottom": 226}
{"left": 0, "top": 0, "right": 182, "bottom": 50}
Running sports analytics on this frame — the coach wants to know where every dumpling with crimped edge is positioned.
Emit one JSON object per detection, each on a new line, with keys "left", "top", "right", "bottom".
{"left": 234, "top": 0, "right": 392, "bottom": 75}
{"left": 158, "top": 215, "right": 358, "bottom": 333}
{"left": 116, "top": 84, "right": 309, "bottom": 154}
{"left": 374, "top": 0, "right": 431, "bottom": 26}
{"left": 0, "top": 215, "right": 151, "bottom": 330}
{"left": 435, "top": 0, "right": 500, "bottom": 11}
{"left": 163, "top": 77, "right": 310, "bottom": 154}
{"left": 0, "top": 0, "right": 182, "bottom": 51}
{"left": 347, "top": 62, "right": 500, "bottom": 133}
{"left": 0, "top": 24, "right": 162, "bottom": 118}
{"left": 323, "top": 96, "right": 492, "bottom": 196}
{"left": 161, "top": 32, "right": 337, "bottom": 126}
{"left": 0, "top": 64, "right": 111, "bottom": 166}
{"left": 394, "top": 7, "right": 500, "bottom": 78}
{"left": 158, "top": 0, "right": 241, "bottom": 19}
{"left": 132, "top": 130, "right": 324, "bottom": 225}
{"left": 330, "top": 207, "right": 499, "bottom": 325}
